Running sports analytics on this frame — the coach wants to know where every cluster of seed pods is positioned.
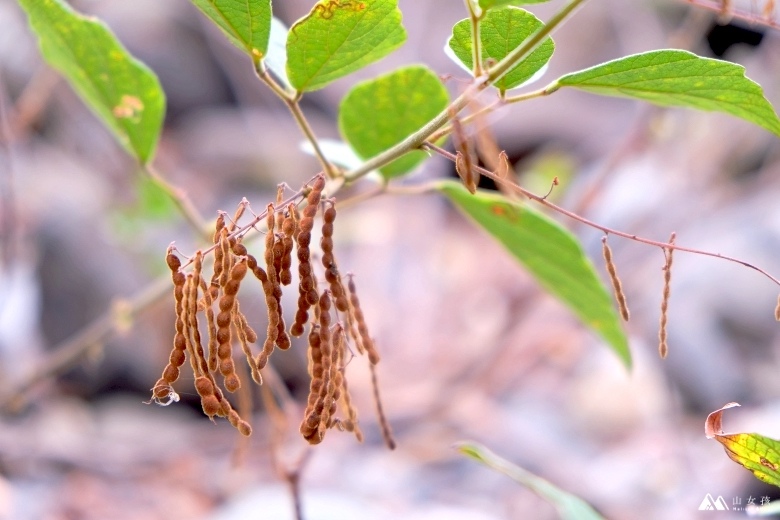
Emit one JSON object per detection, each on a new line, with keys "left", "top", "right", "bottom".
{"left": 149, "top": 174, "right": 394, "bottom": 448}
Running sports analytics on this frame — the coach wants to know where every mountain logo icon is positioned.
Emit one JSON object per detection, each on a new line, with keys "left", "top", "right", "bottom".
{"left": 698, "top": 493, "right": 729, "bottom": 510}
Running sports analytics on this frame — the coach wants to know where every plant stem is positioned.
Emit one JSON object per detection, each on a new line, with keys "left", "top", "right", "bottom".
{"left": 465, "top": 0, "right": 484, "bottom": 77}
{"left": 684, "top": 0, "right": 780, "bottom": 29}
{"left": 422, "top": 142, "right": 780, "bottom": 287}
{"left": 285, "top": 98, "right": 339, "bottom": 179}
{"left": 254, "top": 62, "right": 339, "bottom": 179}
{"left": 143, "top": 164, "right": 211, "bottom": 241}
{"left": 427, "top": 83, "right": 556, "bottom": 143}
{"left": 344, "top": 0, "right": 589, "bottom": 184}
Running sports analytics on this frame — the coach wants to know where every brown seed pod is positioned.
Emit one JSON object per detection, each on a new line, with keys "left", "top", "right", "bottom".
{"left": 197, "top": 276, "right": 219, "bottom": 374}
{"left": 347, "top": 276, "right": 378, "bottom": 362}
{"left": 450, "top": 107, "right": 478, "bottom": 194}
{"left": 369, "top": 363, "right": 396, "bottom": 450}
{"left": 234, "top": 302, "right": 262, "bottom": 385}
{"left": 658, "top": 232, "right": 676, "bottom": 359}
{"left": 187, "top": 252, "right": 209, "bottom": 376}
{"left": 228, "top": 199, "right": 247, "bottom": 232}
{"left": 280, "top": 203, "right": 297, "bottom": 286}
{"left": 601, "top": 237, "right": 630, "bottom": 322}
{"left": 775, "top": 294, "right": 780, "bottom": 321}
{"left": 215, "top": 258, "right": 247, "bottom": 390}
{"left": 317, "top": 323, "right": 344, "bottom": 439}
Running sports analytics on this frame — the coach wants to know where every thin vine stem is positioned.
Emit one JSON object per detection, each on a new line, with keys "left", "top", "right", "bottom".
{"left": 422, "top": 142, "right": 780, "bottom": 287}
{"left": 684, "top": 0, "right": 780, "bottom": 29}
{"left": 343, "top": 0, "right": 589, "bottom": 184}
{"left": 428, "top": 83, "right": 556, "bottom": 143}
{"left": 143, "top": 164, "right": 211, "bottom": 241}
{"left": 254, "top": 62, "right": 340, "bottom": 179}
{"left": 465, "top": 0, "right": 484, "bottom": 77}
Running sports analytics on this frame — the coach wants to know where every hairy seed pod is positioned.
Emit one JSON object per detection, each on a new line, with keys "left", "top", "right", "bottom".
{"left": 370, "top": 363, "right": 396, "bottom": 450}
{"left": 601, "top": 237, "right": 630, "bottom": 322}
{"left": 152, "top": 378, "right": 172, "bottom": 400}
{"left": 229, "top": 199, "right": 247, "bottom": 232}
{"left": 201, "top": 395, "right": 221, "bottom": 418}
{"left": 280, "top": 203, "right": 297, "bottom": 286}
{"left": 234, "top": 303, "right": 262, "bottom": 385}
{"left": 658, "top": 232, "right": 676, "bottom": 359}
{"left": 187, "top": 253, "right": 209, "bottom": 376}
{"left": 169, "top": 348, "right": 186, "bottom": 367}
{"left": 198, "top": 276, "right": 219, "bottom": 374}
{"left": 347, "top": 276, "right": 377, "bottom": 361}
{"left": 162, "top": 364, "right": 180, "bottom": 383}
{"left": 194, "top": 376, "right": 215, "bottom": 397}
{"left": 224, "top": 373, "right": 240, "bottom": 393}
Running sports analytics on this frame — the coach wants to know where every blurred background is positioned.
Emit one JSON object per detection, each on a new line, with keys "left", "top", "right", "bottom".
{"left": 1, "top": 0, "right": 780, "bottom": 518}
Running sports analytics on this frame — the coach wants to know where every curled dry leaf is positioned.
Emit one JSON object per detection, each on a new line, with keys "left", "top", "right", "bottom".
{"left": 705, "top": 402, "right": 780, "bottom": 488}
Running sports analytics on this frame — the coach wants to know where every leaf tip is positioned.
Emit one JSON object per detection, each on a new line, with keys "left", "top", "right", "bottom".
{"left": 706, "top": 402, "right": 741, "bottom": 439}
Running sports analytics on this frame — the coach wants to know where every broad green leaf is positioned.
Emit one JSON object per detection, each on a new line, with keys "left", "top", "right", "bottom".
{"left": 456, "top": 442, "right": 605, "bottom": 520}
{"left": 706, "top": 403, "right": 780, "bottom": 488}
{"left": 448, "top": 7, "right": 555, "bottom": 93}
{"left": 18, "top": 0, "right": 165, "bottom": 163}
{"left": 286, "top": 0, "right": 407, "bottom": 92}
{"left": 438, "top": 181, "right": 630, "bottom": 367}
{"left": 189, "top": 0, "right": 272, "bottom": 60}
{"left": 479, "top": 0, "right": 551, "bottom": 9}
{"left": 266, "top": 17, "right": 292, "bottom": 89}
{"left": 555, "top": 50, "right": 780, "bottom": 138}
{"left": 339, "top": 65, "right": 449, "bottom": 178}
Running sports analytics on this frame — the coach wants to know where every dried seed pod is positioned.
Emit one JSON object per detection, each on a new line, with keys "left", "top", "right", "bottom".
{"left": 187, "top": 252, "right": 210, "bottom": 376}
{"left": 348, "top": 276, "right": 378, "bottom": 363}
{"left": 450, "top": 108, "right": 478, "bottom": 194}
{"left": 370, "top": 363, "right": 396, "bottom": 450}
{"left": 601, "top": 237, "right": 630, "bottom": 322}
{"left": 213, "top": 213, "right": 226, "bottom": 243}
{"left": 215, "top": 258, "right": 247, "bottom": 391}
{"left": 155, "top": 249, "right": 190, "bottom": 399}
{"left": 198, "top": 276, "right": 219, "bottom": 373}
{"left": 658, "top": 232, "right": 675, "bottom": 359}
{"left": 317, "top": 323, "right": 344, "bottom": 439}
{"left": 234, "top": 302, "right": 262, "bottom": 385}
{"left": 775, "top": 294, "right": 780, "bottom": 321}
{"left": 301, "top": 324, "right": 323, "bottom": 439}
{"left": 228, "top": 199, "right": 248, "bottom": 232}
{"left": 279, "top": 203, "right": 297, "bottom": 286}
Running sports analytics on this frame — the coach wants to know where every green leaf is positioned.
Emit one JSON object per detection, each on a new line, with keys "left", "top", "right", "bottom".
{"left": 339, "top": 65, "right": 449, "bottom": 178}
{"left": 448, "top": 7, "right": 555, "bottom": 93}
{"left": 479, "top": 0, "right": 551, "bottom": 9}
{"left": 456, "top": 442, "right": 605, "bottom": 520}
{"left": 555, "top": 50, "right": 780, "bottom": 137}
{"left": 189, "top": 0, "right": 272, "bottom": 60}
{"left": 18, "top": 0, "right": 165, "bottom": 163}
{"left": 286, "top": 0, "right": 407, "bottom": 92}
{"left": 437, "top": 181, "right": 630, "bottom": 367}
{"left": 706, "top": 403, "right": 780, "bottom": 488}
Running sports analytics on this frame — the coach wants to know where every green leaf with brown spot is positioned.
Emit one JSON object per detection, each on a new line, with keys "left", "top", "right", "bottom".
{"left": 18, "top": 0, "right": 165, "bottom": 163}
{"left": 286, "top": 0, "right": 407, "bottom": 92}
{"left": 438, "top": 181, "right": 630, "bottom": 367}
{"left": 706, "top": 403, "right": 780, "bottom": 488}
{"left": 189, "top": 0, "right": 272, "bottom": 60}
